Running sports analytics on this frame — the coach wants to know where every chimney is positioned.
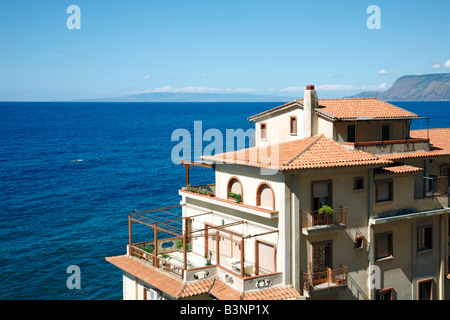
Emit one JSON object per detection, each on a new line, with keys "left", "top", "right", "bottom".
{"left": 303, "top": 85, "right": 318, "bottom": 138}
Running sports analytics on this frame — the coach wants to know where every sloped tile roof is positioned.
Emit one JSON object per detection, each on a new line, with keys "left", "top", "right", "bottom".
{"left": 314, "top": 98, "right": 418, "bottom": 120}
{"left": 202, "top": 134, "right": 391, "bottom": 171}
{"left": 379, "top": 128, "right": 450, "bottom": 160}
{"left": 106, "top": 255, "right": 301, "bottom": 300}
{"left": 247, "top": 98, "right": 418, "bottom": 121}
{"left": 242, "top": 286, "right": 300, "bottom": 300}
{"left": 248, "top": 100, "right": 302, "bottom": 121}
{"left": 375, "top": 165, "right": 423, "bottom": 175}
{"left": 106, "top": 255, "right": 184, "bottom": 298}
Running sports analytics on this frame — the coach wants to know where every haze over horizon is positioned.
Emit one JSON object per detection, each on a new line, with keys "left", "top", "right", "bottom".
{"left": 1, "top": 0, "right": 450, "bottom": 101}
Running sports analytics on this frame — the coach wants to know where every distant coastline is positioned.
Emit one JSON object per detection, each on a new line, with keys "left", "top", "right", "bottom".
{"left": 346, "top": 73, "right": 450, "bottom": 101}
{"left": 73, "top": 92, "right": 296, "bottom": 103}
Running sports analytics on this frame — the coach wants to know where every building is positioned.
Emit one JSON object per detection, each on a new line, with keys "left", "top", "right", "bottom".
{"left": 106, "top": 85, "right": 450, "bottom": 300}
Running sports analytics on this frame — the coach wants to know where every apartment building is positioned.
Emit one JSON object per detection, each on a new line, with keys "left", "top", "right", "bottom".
{"left": 106, "top": 85, "right": 450, "bottom": 300}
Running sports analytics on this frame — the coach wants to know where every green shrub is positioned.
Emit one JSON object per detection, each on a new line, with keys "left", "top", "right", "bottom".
{"left": 318, "top": 205, "right": 334, "bottom": 215}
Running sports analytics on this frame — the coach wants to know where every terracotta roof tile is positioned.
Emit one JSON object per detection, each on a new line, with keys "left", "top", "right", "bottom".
{"left": 203, "top": 134, "right": 391, "bottom": 171}
{"left": 247, "top": 98, "right": 417, "bottom": 121}
{"left": 380, "top": 128, "right": 450, "bottom": 160}
{"left": 241, "top": 285, "right": 301, "bottom": 300}
{"left": 106, "top": 256, "right": 301, "bottom": 300}
{"left": 106, "top": 255, "right": 184, "bottom": 298}
{"left": 375, "top": 165, "right": 423, "bottom": 175}
{"left": 314, "top": 98, "right": 418, "bottom": 120}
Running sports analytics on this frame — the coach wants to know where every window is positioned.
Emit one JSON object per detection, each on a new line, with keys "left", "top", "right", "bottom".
{"left": 227, "top": 177, "right": 243, "bottom": 202}
{"left": 382, "top": 124, "right": 390, "bottom": 141}
{"left": 375, "top": 232, "right": 393, "bottom": 260}
{"left": 260, "top": 123, "right": 267, "bottom": 140}
{"left": 376, "top": 288, "right": 393, "bottom": 300}
{"left": 347, "top": 124, "right": 356, "bottom": 142}
{"left": 255, "top": 240, "right": 276, "bottom": 275}
{"left": 256, "top": 183, "right": 275, "bottom": 210}
{"left": 354, "top": 236, "right": 364, "bottom": 249}
{"left": 376, "top": 180, "right": 393, "bottom": 202}
{"left": 417, "top": 225, "right": 432, "bottom": 252}
{"left": 311, "top": 180, "right": 332, "bottom": 212}
{"left": 418, "top": 279, "right": 433, "bottom": 300}
{"left": 290, "top": 116, "right": 297, "bottom": 135}
{"left": 354, "top": 177, "right": 364, "bottom": 190}
{"left": 440, "top": 165, "right": 450, "bottom": 187}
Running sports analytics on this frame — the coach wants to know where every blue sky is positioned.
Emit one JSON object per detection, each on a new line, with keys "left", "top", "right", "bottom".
{"left": 0, "top": 0, "right": 449, "bottom": 101}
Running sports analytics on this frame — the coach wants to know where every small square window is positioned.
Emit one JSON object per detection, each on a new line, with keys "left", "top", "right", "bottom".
{"left": 376, "top": 180, "right": 393, "bottom": 203}
{"left": 354, "top": 177, "right": 364, "bottom": 190}
{"left": 260, "top": 123, "right": 267, "bottom": 140}
{"left": 376, "top": 288, "right": 393, "bottom": 300}
{"left": 354, "top": 237, "right": 364, "bottom": 249}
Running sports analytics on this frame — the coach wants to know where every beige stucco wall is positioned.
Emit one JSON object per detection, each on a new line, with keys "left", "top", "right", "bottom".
{"left": 294, "top": 166, "right": 372, "bottom": 299}
{"left": 214, "top": 164, "right": 285, "bottom": 211}
{"left": 371, "top": 214, "right": 445, "bottom": 300}
{"left": 373, "top": 173, "right": 448, "bottom": 218}
{"left": 182, "top": 200, "right": 279, "bottom": 270}
{"left": 335, "top": 120, "right": 409, "bottom": 142}
{"left": 254, "top": 107, "right": 304, "bottom": 148}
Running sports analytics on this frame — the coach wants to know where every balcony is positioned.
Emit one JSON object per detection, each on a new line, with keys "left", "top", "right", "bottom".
{"left": 179, "top": 185, "right": 278, "bottom": 219}
{"left": 302, "top": 266, "right": 349, "bottom": 297}
{"left": 300, "top": 207, "right": 348, "bottom": 235}
{"left": 340, "top": 138, "right": 430, "bottom": 156}
{"left": 127, "top": 204, "right": 281, "bottom": 293}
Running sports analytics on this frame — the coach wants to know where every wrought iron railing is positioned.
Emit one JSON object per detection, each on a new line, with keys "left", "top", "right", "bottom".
{"left": 302, "top": 266, "right": 349, "bottom": 292}
{"left": 300, "top": 207, "right": 348, "bottom": 229}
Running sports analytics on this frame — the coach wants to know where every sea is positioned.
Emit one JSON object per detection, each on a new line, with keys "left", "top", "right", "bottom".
{"left": 0, "top": 101, "right": 449, "bottom": 300}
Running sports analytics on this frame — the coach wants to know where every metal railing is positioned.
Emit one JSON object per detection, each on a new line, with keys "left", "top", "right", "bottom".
{"left": 300, "top": 207, "right": 348, "bottom": 229}
{"left": 302, "top": 266, "right": 349, "bottom": 293}
{"left": 424, "top": 176, "right": 449, "bottom": 197}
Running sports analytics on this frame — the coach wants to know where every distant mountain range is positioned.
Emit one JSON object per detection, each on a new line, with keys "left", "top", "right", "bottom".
{"left": 346, "top": 73, "right": 450, "bottom": 101}
{"left": 75, "top": 92, "right": 295, "bottom": 103}
{"left": 74, "top": 73, "right": 450, "bottom": 103}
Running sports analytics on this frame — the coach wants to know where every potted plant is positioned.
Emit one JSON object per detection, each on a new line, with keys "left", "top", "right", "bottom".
{"left": 334, "top": 275, "right": 342, "bottom": 285}
{"left": 228, "top": 192, "right": 242, "bottom": 204}
{"left": 143, "top": 244, "right": 154, "bottom": 254}
{"left": 205, "top": 251, "right": 212, "bottom": 266}
{"left": 318, "top": 205, "right": 334, "bottom": 215}
{"left": 175, "top": 240, "right": 191, "bottom": 252}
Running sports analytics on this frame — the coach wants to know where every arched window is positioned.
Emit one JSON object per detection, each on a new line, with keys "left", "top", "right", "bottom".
{"left": 227, "top": 177, "right": 243, "bottom": 201}
{"left": 256, "top": 183, "right": 275, "bottom": 210}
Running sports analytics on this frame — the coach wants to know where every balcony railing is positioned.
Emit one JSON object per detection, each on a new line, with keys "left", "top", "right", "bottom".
{"left": 300, "top": 207, "right": 348, "bottom": 229}
{"left": 129, "top": 245, "right": 184, "bottom": 278}
{"left": 424, "top": 176, "right": 449, "bottom": 197}
{"left": 302, "top": 266, "right": 349, "bottom": 293}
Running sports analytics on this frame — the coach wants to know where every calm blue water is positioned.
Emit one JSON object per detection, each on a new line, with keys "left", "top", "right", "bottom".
{"left": 0, "top": 101, "right": 449, "bottom": 300}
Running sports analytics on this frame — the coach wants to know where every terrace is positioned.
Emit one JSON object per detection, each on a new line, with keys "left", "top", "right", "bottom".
{"left": 127, "top": 204, "right": 281, "bottom": 293}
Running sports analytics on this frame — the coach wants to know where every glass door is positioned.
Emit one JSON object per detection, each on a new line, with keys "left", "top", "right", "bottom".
{"left": 312, "top": 242, "right": 332, "bottom": 285}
